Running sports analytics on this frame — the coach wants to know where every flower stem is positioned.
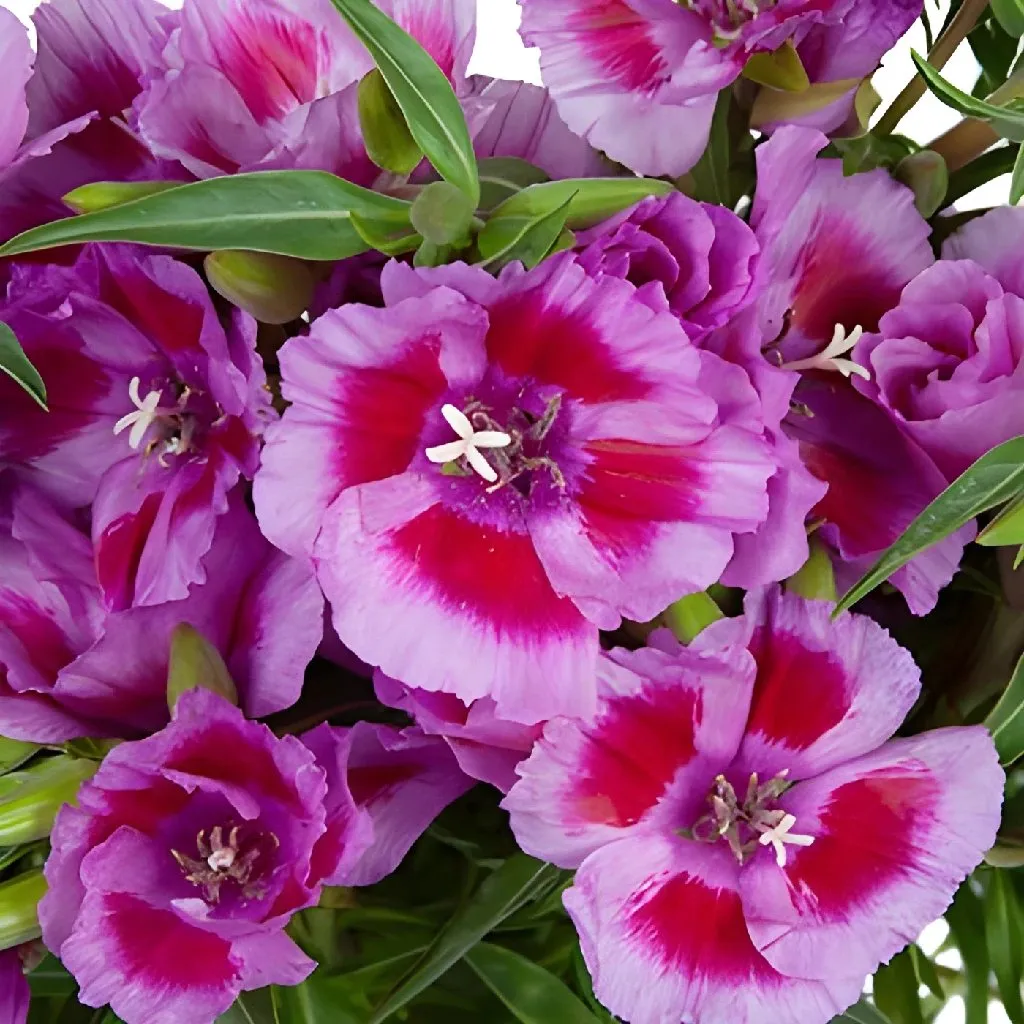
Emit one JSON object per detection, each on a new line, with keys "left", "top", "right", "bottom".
{"left": 874, "top": 0, "right": 989, "bottom": 136}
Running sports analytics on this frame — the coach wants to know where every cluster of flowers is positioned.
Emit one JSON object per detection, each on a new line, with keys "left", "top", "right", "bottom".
{"left": 0, "top": 0, "right": 1015, "bottom": 1022}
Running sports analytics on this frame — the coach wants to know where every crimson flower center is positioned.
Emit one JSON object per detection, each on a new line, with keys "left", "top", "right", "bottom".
{"left": 690, "top": 770, "right": 815, "bottom": 867}
{"left": 172, "top": 823, "right": 279, "bottom": 904}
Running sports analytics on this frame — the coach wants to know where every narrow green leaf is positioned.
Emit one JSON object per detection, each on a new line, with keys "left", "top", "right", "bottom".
{"left": 464, "top": 943, "right": 599, "bottom": 1024}
{"left": 0, "top": 171, "right": 412, "bottom": 260}
{"left": 0, "top": 322, "right": 47, "bottom": 410}
{"left": 986, "top": 649, "right": 1024, "bottom": 763}
{"left": 485, "top": 178, "right": 674, "bottom": 234}
{"left": 873, "top": 949, "right": 924, "bottom": 1024}
{"left": 477, "top": 192, "right": 574, "bottom": 271}
{"left": 216, "top": 989, "right": 281, "bottom": 1024}
{"left": 27, "top": 954, "right": 76, "bottom": 998}
{"left": 1012, "top": 143, "right": 1024, "bottom": 204}
{"left": 358, "top": 68, "right": 424, "bottom": 175}
{"left": 836, "top": 436, "right": 1024, "bottom": 613}
{"left": 910, "top": 50, "right": 1024, "bottom": 142}
{"left": 328, "top": 0, "right": 478, "bottom": 204}
{"left": 410, "top": 181, "right": 475, "bottom": 245}
{"left": 946, "top": 881, "right": 990, "bottom": 1024}
{"left": 0, "top": 870, "right": 45, "bottom": 949}
{"left": 907, "top": 944, "right": 944, "bottom": 1001}
{"left": 0, "top": 737, "right": 37, "bottom": 775}
{"left": 63, "top": 180, "right": 181, "bottom": 214}
{"left": 831, "top": 1002, "right": 895, "bottom": 1024}
{"left": 368, "top": 855, "right": 561, "bottom": 1024}
{"left": 985, "top": 870, "right": 1024, "bottom": 1023}
{"left": 350, "top": 213, "right": 421, "bottom": 256}
{"left": 978, "top": 492, "right": 1024, "bottom": 546}
{"left": 993, "top": 0, "right": 1024, "bottom": 38}
{"left": 478, "top": 157, "right": 550, "bottom": 210}
{"left": 0, "top": 756, "right": 97, "bottom": 845}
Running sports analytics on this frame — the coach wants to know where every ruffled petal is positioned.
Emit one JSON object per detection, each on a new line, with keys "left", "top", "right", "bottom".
{"left": 315, "top": 473, "right": 599, "bottom": 724}
{"left": 504, "top": 641, "right": 754, "bottom": 867}
{"left": 565, "top": 833, "right": 864, "bottom": 1024}
{"left": 741, "top": 728, "right": 1003, "bottom": 980}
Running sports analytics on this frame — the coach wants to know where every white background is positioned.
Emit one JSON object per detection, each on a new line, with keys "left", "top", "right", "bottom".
{"left": 0, "top": 0, "right": 1012, "bottom": 1020}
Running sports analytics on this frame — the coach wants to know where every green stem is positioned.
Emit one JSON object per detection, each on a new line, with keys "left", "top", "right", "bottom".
{"left": 875, "top": 0, "right": 989, "bottom": 136}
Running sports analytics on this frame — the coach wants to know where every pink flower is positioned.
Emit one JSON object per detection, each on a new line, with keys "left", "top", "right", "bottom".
{"left": 504, "top": 588, "right": 1003, "bottom": 1024}
{"left": 0, "top": 949, "right": 28, "bottom": 1024}
{"left": 0, "top": 481, "right": 322, "bottom": 742}
{"left": 517, "top": 0, "right": 921, "bottom": 176}
{"left": 254, "top": 254, "right": 778, "bottom": 723}
{"left": 133, "top": 0, "right": 476, "bottom": 180}
{"left": 40, "top": 689, "right": 471, "bottom": 1024}
{"left": 0, "top": 245, "right": 272, "bottom": 609}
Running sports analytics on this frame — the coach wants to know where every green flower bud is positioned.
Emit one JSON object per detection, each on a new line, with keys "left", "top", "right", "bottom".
{"left": 665, "top": 591, "right": 724, "bottom": 644}
{"left": 204, "top": 251, "right": 316, "bottom": 325}
{"left": 0, "top": 757, "right": 98, "bottom": 846}
{"left": 742, "top": 41, "right": 810, "bottom": 93}
{"left": 0, "top": 872, "right": 46, "bottom": 951}
{"left": 62, "top": 180, "right": 180, "bottom": 214}
{"left": 166, "top": 623, "right": 238, "bottom": 713}
{"left": 0, "top": 738, "right": 37, "bottom": 775}
{"left": 785, "top": 540, "right": 837, "bottom": 603}
{"left": 895, "top": 150, "right": 950, "bottom": 219}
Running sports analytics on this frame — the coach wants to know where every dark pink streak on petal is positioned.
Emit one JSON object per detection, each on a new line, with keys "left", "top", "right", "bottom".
{"left": 105, "top": 893, "right": 238, "bottom": 988}
{"left": 792, "top": 215, "right": 905, "bottom": 339}
{"left": 485, "top": 292, "right": 652, "bottom": 404}
{"left": 745, "top": 626, "right": 850, "bottom": 752}
{"left": 575, "top": 685, "right": 702, "bottom": 827}
{"left": 164, "top": 722, "right": 301, "bottom": 811}
{"left": 572, "top": 0, "right": 669, "bottom": 93}
{"left": 0, "top": 591, "right": 76, "bottom": 682}
{"left": 388, "top": 505, "right": 583, "bottom": 635}
{"left": 579, "top": 439, "right": 702, "bottom": 560}
{"left": 627, "top": 869, "right": 777, "bottom": 982}
{"left": 95, "top": 491, "right": 162, "bottom": 612}
{"left": 99, "top": 262, "right": 205, "bottom": 358}
{"left": 100, "top": 777, "right": 192, "bottom": 837}
{"left": 398, "top": 8, "right": 456, "bottom": 78}
{"left": 347, "top": 763, "right": 418, "bottom": 806}
{"left": 213, "top": 9, "right": 319, "bottom": 122}
{"left": 787, "top": 769, "right": 941, "bottom": 916}
{"left": 335, "top": 334, "right": 447, "bottom": 488}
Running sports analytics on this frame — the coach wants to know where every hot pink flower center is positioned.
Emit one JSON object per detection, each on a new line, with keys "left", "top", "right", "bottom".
{"left": 172, "top": 822, "right": 279, "bottom": 904}
{"left": 691, "top": 770, "right": 814, "bottom": 867}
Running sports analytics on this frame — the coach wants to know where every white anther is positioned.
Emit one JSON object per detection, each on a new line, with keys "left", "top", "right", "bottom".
{"left": 207, "top": 847, "right": 236, "bottom": 872}
{"left": 425, "top": 403, "right": 512, "bottom": 484}
{"left": 781, "top": 324, "right": 871, "bottom": 381}
{"left": 758, "top": 813, "right": 816, "bottom": 868}
{"left": 113, "top": 376, "right": 166, "bottom": 450}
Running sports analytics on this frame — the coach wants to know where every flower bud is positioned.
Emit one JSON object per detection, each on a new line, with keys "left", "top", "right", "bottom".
{"left": 204, "top": 250, "right": 316, "bottom": 325}
{"left": 62, "top": 180, "right": 180, "bottom": 214}
{"left": 895, "top": 150, "right": 949, "bottom": 219}
{"left": 785, "top": 540, "right": 837, "bottom": 603}
{"left": 0, "top": 757, "right": 98, "bottom": 846}
{"left": 166, "top": 623, "right": 238, "bottom": 713}
{"left": 0, "top": 872, "right": 45, "bottom": 951}
{"left": 665, "top": 591, "right": 724, "bottom": 644}
{"left": 742, "top": 41, "right": 810, "bottom": 93}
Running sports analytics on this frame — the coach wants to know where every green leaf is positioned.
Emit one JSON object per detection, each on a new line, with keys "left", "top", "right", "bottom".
{"left": 835, "top": 436, "right": 1024, "bottom": 613}
{"left": 350, "top": 213, "right": 421, "bottom": 256}
{"left": 477, "top": 192, "right": 574, "bottom": 271}
{"left": 993, "top": 0, "right": 1024, "bottom": 38}
{"left": 0, "top": 321, "right": 47, "bottom": 410}
{"left": 686, "top": 89, "right": 750, "bottom": 207}
{"left": 464, "top": 943, "right": 599, "bottom": 1024}
{"left": 410, "top": 181, "right": 476, "bottom": 245}
{"left": 328, "top": 0, "right": 478, "bottom": 204}
{"left": 911, "top": 50, "right": 1024, "bottom": 142}
{"left": 872, "top": 949, "right": 923, "bottom": 1024}
{"left": 907, "top": 944, "right": 944, "bottom": 1001}
{"left": 831, "top": 1002, "right": 895, "bottom": 1024}
{"left": 893, "top": 150, "right": 949, "bottom": 218}
{"left": 484, "top": 178, "right": 673, "bottom": 240}
{"left": 0, "top": 171, "right": 412, "bottom": 261}
{"left": 478, "top": 157, "right": 550, "bottom": 210}
{"left": 946, "top": 880, "right": 990, "bottom": 1024}
{"left": 63, "top": 180, "right": 181, "bottom": 214}
{"left": 1012, "top": 143, "right": 1024, "bottom": 204}
{"left": 978, "top": 492, "right": 1024, "bottom": 546}
{"left": 216, "top": 989, "right": 281, "bottom": 1024}
{"left": 358, "top": 68, "right": 424, "bottom": 175}
{"left": 984, "top": 643, "right": 1024, "bottom": 764}
{"left": 0, "top": 737, "right": 37, "bottom": 775}
{"left": 166, "top": 623, "right": 238, "bottom": 712}
{"left": 368, "top": 854, "right": 562, "bottom": 1023}
{"left": 985, "top": 870, "right": 1024, "bottom": 1023}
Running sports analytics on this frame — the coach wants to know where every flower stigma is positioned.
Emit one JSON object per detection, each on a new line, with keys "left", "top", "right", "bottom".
{"left": 781, "top": 323, "right": 870, "bottom": 380}
{"left": 425, "top": 403, "right": 512, "bottom": 483}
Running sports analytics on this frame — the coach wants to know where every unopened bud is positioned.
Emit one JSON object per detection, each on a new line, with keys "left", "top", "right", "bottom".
{"left": 785, "top": 540, "right": 837, "bottom": 603}
{"left": 742, "top": 41, "right": 810, "bottom": 94}
{"left": 665, "top": 591, "right": 724, "bottom": 644}
{"left": 167, "top": 623, "right": 238, "bottom": 713}
{"left": 0, "top": 757, "right": 97, "bottom": 846}
{"left": 895, "top": 150, "right": 949, "bottom": 219}
{"left": 63, "top": 180, "right": 180, "bottom": 214}
{"left": 204, "top": 250, "right": 316, "bottom": 325}
{"left": 0, "top": 872, "right": 45, "bottom": 951}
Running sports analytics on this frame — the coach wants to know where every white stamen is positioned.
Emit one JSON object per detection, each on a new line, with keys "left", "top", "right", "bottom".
{"left": 207, "top": 847, "right": 236, "bottom": 872}
{"left": 425, "top": 403, "right": 512, "bottom": 483}
{"left": 781, "top": 324, "right": 871, "bottom": 381}
{"left": 113, "top": 376, "right": 166, "bottom": 450}
{"left": 758, "top": 813, "right": 816, "bottom": 868}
